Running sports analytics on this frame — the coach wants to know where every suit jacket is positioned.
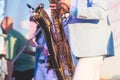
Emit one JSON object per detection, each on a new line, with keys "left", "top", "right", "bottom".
{"left": 68, "top": 0, "right": 114, "bottom": 57}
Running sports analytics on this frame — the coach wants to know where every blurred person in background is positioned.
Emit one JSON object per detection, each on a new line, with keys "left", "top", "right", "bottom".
{"left": 0, "top": 33, "right": 7, "bottom": 80}
{"left": 0, "top": 16, "right": 35, "bottom": 80}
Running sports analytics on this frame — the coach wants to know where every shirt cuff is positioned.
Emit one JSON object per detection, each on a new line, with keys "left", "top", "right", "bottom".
{"left": 70, "top": 5, "right": 78, "bottom": 17}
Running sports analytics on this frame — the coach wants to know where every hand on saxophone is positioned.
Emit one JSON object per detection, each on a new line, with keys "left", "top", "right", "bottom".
{"left": 27, "top": 39, "right": 44, "bottom": 49}
{"left": 49, "top": 0, "right": 70, "bottom": 14}
{"left": 27, "top": 39, "right": 36, "bottom": 47}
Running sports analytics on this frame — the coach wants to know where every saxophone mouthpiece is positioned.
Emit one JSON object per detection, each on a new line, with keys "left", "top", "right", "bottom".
{"left": 26, "top": 3, "right": 34, "bottom": 10}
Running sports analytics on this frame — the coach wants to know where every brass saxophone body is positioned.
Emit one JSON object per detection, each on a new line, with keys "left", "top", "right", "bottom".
{"left": 31, "top": 2, "right": 75, "bottom": 80}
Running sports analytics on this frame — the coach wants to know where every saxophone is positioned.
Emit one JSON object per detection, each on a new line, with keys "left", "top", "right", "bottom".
{"left": 30, "top": 2, "right": 75, "bottom": 80}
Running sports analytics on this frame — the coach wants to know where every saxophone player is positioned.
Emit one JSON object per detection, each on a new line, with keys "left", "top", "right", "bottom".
{"left": 50, "top": 0, "right": 115, "bottom": 80}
